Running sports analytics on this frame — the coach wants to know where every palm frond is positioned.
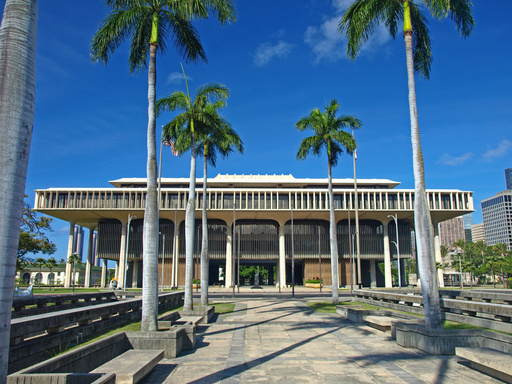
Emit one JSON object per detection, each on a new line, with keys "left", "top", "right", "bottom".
{"left": 128, "top": 8, "right": 152, "bottom": 72}
{"left": 446, "top": 0, "right": 474, "bottom": 38}
{"left": 410, "top": 2, "right": 432, "bottom": 79}
{"left": 156, "top": 91, "right": 189, "bottom": 115}
{"left": 163, "top": 11, "right": 207, "bottom": 63}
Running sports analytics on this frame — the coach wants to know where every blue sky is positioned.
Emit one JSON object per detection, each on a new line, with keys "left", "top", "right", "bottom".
{"left": 3, "top": 0, "right": 511, "bottom": 261}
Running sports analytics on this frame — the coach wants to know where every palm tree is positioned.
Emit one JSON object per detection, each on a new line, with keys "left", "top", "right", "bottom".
{"left": 67, "top": 253, "right": 81, "bottom": 294}
{"left": 339, "top": 0, "right": 474, "bottom": 330}
{"left": 91, "top": 0, "right": 236, "bottom": 331}
{"left": 45, "top": 257, "right": 57, "bottom": 291}
{"left": 296, "top": 99, "right": 361, "bottom": 305}
{"left": 0, "top": 0, "right": 38, "bottom": 380}
{"left": 157, "top": 81, "right": 230, "bottom": 311}
{"left": 197, "top": 102, "right": 243, "bottom": 306}
{"left": 33, "top": 257, "right": 46, "bottom": 290}
{"left": 493, "top": 243, "right": 508, "bottom": 288}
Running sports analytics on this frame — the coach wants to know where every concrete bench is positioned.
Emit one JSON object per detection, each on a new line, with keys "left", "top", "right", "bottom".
{"left": 91, "top": 349, "right": 164, "bottom": 384}
{"left": 174, "top": 316, "right": 204, "bottom": 326}
{"left": 456, "top": 347, "right": 512, "bottom": 383}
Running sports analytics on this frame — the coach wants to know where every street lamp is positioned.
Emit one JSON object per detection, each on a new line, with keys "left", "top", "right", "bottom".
{"left": 352, "top": 231, "right": 358, "bottom": 293}
{"left": 123, "top": 214, "right": 136, "bottom": 291}
{"left": 291, "top": 201, "right": 295, "bottom": 298}
{"left": 160, "top": 232, "right": 165, "bottom": 292}
{"left": 387, "top": 214, "right": 401, "bottom": 288}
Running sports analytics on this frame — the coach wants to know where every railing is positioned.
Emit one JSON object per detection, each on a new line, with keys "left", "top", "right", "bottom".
{"left": 35, "top": 188, "right": 473, "bottom": 212}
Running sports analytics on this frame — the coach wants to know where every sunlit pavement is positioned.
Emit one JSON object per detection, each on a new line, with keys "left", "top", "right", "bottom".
{"left": 143, "top": 287, "right": 501, "bottom": 384}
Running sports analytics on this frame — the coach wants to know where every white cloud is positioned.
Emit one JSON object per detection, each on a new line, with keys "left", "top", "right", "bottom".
{"left": 482, "top": 140, "right": 512, "bottom": 161}
{"left": 253, "top": 40, "right": 294, "bottom": 66}
{"left": 304, "top": 0, "right": 391, "bottom": 63}
{"left": 436, "top": 152, "right": 474, "bottom": 166}
{"left": 166, "top": 72, "right": 191, "bottom": 85}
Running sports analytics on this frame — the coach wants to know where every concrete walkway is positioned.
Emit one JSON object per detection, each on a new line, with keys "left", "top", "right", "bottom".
{"left": 143, "top": 289, "right": 502, "bottom": 384}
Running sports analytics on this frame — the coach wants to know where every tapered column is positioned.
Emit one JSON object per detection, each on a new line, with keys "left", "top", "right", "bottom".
{"left": 225, "top": 222, "right": 233, "bottom": 288}
{"left": 64, "top": 221, "right": 75, "bottom": 287}
{"left": 383, "top": 221, "right": 392, "bottom": 288}
{"left": 171, "top": 221, "right": 180, "bottom": 288}
{"left": 370, "top": 260, "right": 377, "bottom": 288}
{"left": 278, "top": 224, "right": 286, "bottom": 288}
{"left": 132, "top": 260, "right": 139, "bottom": 288}
{"left": 84, "top": 228, "right": 95, "bottom": 287}
{"left": 433, "top": 223, "right": 444, "bottom": 287}
{"left": 118, "top": 218, "right": 127, "bottom": 288}
{"left": 114, "top": 261, "right": 119, "bottom": 280}
{"left": 101, "top": 260, "right": 107, "bottom": 288}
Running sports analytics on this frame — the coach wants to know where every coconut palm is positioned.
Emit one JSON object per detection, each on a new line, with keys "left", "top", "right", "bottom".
{"left": 493, "top": 243, "right": 508, "bottom": 288}
{"left": 197, "top": 102, "right": 243, "bottom": 305}
{"left": 33, "top": 257, "right": 46, "bottom": 290}
{"left": 0, "top": 0, "right": 38, "bottom": 380}
{"left": 339, "top": 0, "right": 474, "bottom": 329}
{"left": 67, "top": 253, "right": 82, "bottom": 294}
{"left": 157, "top": 81, "right": 230, "bottom": 311}
{"left": 91, "top": 0, "right": 236, "bottom": 331}
{"left": 296, "top": 99, "right": 361, "bottom": 305}
{"left": 45, "top": 257, "right": 58, "bottom": 291}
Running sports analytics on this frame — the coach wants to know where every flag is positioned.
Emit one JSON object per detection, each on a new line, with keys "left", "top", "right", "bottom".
{"left": 163, "top": 138, "right": 179, "bottom": 156}
{"left": 354, "top": 149, "right": 357, "bottom": 161}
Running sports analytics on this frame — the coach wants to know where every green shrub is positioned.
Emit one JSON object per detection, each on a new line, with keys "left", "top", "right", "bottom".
{"left": 305, "top": 278, "right": 323, "bottom": 284}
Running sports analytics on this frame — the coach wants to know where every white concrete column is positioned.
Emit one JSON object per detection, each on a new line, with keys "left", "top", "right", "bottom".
{"left": 383, "top": 221, "right": 392, "bottom": 288}
{"left": 132, "top": 260, "right": 139, "bottom": 288}
{"left": 370, "top": 260, "right": 377, "bottom": 288}
{"left": 433, "top": 223, "right": 444, "bottom": 287}
{"left": 278, "top": 224, "right": 286, "bottom": 288}
{"left": 118, "top": 219, "right": 127, "bottom": 288}
{"left": 101, "top": 259, "right": 107, "bottom": 288}
{"left": 171, "top": 221, "right": 180, "bottom": 288}
{"left": 225, "top": 223, "right": 233, "bottom": 288}
{"left": 64, "top": 221, "right": 75, "bottom": 287}
{"left": 115, "top": 261, "right": 119, "bottom": 280}
{"left": 84, "top": 228, "right": 95, "bottom": 287}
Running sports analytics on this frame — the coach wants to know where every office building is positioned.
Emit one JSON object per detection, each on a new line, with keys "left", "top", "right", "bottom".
{"left": 481, "top": 190, "right": 512, "bottom": 249}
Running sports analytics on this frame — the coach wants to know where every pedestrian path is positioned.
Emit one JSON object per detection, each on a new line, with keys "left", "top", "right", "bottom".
{"left": 143, "top": 297, "right": 502, "bottom": 384}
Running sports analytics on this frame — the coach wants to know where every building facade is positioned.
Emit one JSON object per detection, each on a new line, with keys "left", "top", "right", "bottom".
{"left": 482, "top": 189, "right": 512, "bottom": 250}
{"left": 471, "top": 223, "right": 485, "bottom": 243}
{"left": 34, "top": 175, "right": 474, "bottom": 289}
{"left": 506, "top": 168, "right": 512, "bottom": 190}
{"left": 438, "top": 216, "right": 465, "bottom": 248}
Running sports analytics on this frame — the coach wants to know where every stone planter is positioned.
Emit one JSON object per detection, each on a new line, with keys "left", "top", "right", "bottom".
{"left": 305, "top": 283, "right": 323, "bottom": 288}
{"left": 192, "top": 284, "right": 200, "bottom": 289}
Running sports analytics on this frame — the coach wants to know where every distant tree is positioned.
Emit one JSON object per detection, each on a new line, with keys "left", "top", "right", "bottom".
{"left": 67, "top": 253, "right": 81, "bottom": 294}
{"left": 45, "top": 257, "right": 57, "bottom": 291}
{"left": 18, "top": 198, "right": 56, "bottom": 272}
{"left": 296, "top": 99, "right": 361, "bottom": 304}
{"left": 33, "top": 257, "right": 46, "bottom": 290}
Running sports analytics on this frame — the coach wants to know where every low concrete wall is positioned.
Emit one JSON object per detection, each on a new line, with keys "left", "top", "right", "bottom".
{"left": 7, "top": 373, "right": 115, "bottom": 384}
{"left": 395, "top": 323, "right": 512, "bottom": 355}
{"left": 179, "top": 305, "right": 215, "bottom": 324}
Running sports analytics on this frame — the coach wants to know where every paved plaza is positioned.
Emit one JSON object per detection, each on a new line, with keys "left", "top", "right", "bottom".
{"left": 143, "top": 288, "right": 502, "bottom": 384}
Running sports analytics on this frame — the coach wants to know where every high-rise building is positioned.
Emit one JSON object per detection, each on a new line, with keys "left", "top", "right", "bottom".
{"left": 481, "top": 190, "right": 512, "bottom": 250}
{"left": 439, "top": 216, "right": 465, "bottom": 248}
{"left": 471, "top": 223, "right": 485, "bottom": 243}
{"left": 73, "top": 225, "right": 85, "bottom": 261}
{"left": 506, "top": 168, "right": 512, "bottom": 190}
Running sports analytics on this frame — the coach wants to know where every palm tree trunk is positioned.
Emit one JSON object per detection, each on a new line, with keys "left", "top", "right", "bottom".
{"left": 0, "top": 0, "right": 38, "bottom": 380}
{"left": 404, "top": 23, "right": 442, "bottom": 329}
{"left": 141, "top": 43, "right": 159, "bottom": 331}
{"left": 327, "top": 157, "right": 339, "bottom": 304}
{"left": 184, "top": 133, "right": 196, "bottom": 311}
{"left": 200, "top": 154, "right": 209, "bottom": 306}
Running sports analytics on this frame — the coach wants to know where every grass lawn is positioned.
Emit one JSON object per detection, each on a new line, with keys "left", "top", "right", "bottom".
{"left": 213, "top": 302, "right": 235, "bottom": 314}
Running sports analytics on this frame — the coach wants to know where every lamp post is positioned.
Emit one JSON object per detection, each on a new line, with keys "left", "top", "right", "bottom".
{"left": 387, "top": 213, "right": 401, "bottom": 288}
{"left": 237, "top": 226, "right": 241, "bottom": 293}
{"left": 291, "top": 201, "right": 295, "bottom": 298}
{"left": 160, "top": 232, "right": 165, "bottom": 292}
{"left": 196, "top": 225, "right": 200, "bottom": 293}
{"left": 318, "top": 225, "right": 322, "bottom": 293}
{"left": 124, "top": 214, "right": 136, "bottom": 291}
{"left": 232, "top": 203, "right": 236, "bottom": 298}
{"left": 172, "top": 205, "right": 177, "bottom": 290}
{"left": 352, "top": 231, "right": 358, "bottom": 292}
{"left": 352, "top": 129, "right": 361, "bottom": 287}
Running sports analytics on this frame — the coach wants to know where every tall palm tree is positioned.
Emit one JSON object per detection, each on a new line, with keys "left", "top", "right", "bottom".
{"left": 67, "top": 253, "right": 82, "bottom": 294}
{"left": 91, "top": 0, "right": 236, "bottom": 331}
{"left": 157, "top": 81, "right": 230, "bottom": 311}
{"left": 339, "top": 0, "right": 474, "bottom": 330}
{"left": 45, "top": 257, "right": 57, "bottom": 291}
{"left": 493, "top": 243, "right": 508, "bottom": 288}
{"left": 0, "top": 1, "right": 38, "bottom": 380}
{"left": 197, "top": 101, "right": 243, "bottom": 306}
{"left": 296, "top": 99, "right": 361, "bottom": 304}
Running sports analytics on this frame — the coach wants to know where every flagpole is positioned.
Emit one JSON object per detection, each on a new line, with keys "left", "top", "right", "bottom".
{"left": 352, "top": 129, "right": 361, "bottom": 288}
